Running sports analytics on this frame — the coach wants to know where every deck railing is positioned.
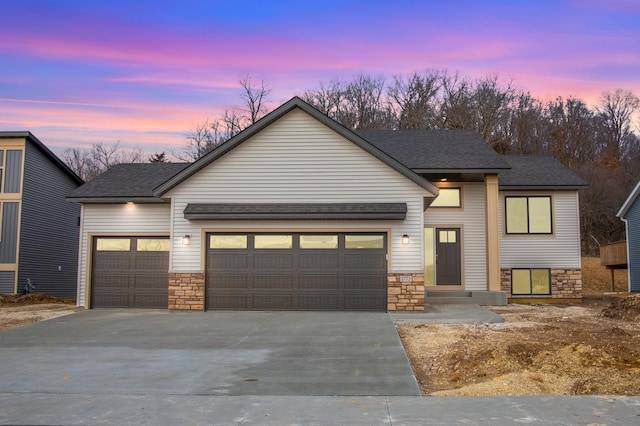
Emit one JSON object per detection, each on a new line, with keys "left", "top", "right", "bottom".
{"left": 600, "top": 241, "right": 627, "bottom": 267}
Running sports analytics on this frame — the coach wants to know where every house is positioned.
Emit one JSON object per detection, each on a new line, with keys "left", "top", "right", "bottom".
{"left": 0, "top": 132, "right": 83, "bottom": 297}
{"left": 617, "top": 181, "right": 640, "bottom": 292}
{"left": 67, "top": 97, "right": 587, "bottom": 311}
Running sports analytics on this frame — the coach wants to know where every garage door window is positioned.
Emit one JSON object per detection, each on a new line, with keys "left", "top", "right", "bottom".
{"left": 254, "top": 235, "right": 293, "bottom": 249}
{"left": 137, "top": 238, "right": 170, "bottom": 251}
{"left": 345, "top": 234, "right": 384, "bottom": 249}
{"left": 300, "top": 235, "right": 338, "bottom": 249}
{"left": 210, "top": 235, "right": 247, "bottom": 249}
{"left": 95, "top": 238, "right": 130, "bottom": 251}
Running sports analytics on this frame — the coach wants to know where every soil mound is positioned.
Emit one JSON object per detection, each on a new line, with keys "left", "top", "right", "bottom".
{"left": 0, "top": 293, "right": 74, "bottom": 306}
{"left": 601, "top": 294, "right": 640, "bottom": 321}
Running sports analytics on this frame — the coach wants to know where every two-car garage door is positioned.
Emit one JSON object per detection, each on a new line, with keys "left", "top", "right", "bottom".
{"left": 206, "top": 233, "right": 387, "bottom": 311}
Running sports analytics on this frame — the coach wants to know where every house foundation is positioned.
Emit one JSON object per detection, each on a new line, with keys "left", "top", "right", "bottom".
{"left": 500, "top": 268, "right": 582, "bottom": 302}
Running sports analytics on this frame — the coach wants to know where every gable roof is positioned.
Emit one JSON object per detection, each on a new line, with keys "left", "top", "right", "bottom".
{"left": 0, "top": 131, "right": 84, "bottom": 185}
{"left": 498, "top": 155, "right": 588, "bottom": 190}
{"left": 66, "top": 163, "right": 188, "bottom": 203}
{"left": 357, "top": 129, "right": 510, "bottom": 173}
{"left": 153, "top": 97, "right": 439, "bottom": 196}
{"left": 618, "top": 180, "right": 640, "bottom": 219}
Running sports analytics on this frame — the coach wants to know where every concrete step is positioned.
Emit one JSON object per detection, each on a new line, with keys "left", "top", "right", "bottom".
{"left": 426, "top": 290, "right": 507, "bottom": 306}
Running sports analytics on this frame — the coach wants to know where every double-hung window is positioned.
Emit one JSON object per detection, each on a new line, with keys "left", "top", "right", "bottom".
{"left": 505, "top": 196, "right": 552, "bottom": 234}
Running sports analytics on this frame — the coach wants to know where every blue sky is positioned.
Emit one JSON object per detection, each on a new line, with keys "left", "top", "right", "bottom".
{"left": 0, "top": 0, "right": 638, "bottom": 154}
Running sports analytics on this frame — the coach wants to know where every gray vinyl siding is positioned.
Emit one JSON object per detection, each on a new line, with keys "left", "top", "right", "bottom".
{"left": 0, "top": 271, "right": 15, "bottom": 293}
{"left": 4, "top": 150, "right": 23, "bottom": 193}
{"left": 165, "top": 108, "right": 429, "bottom": 274}
{"left": 0, "top": 202, "right": 19, "bottom": 263}
{"left": 17, "top": 141, "right": 81, "bottom": 297}
{"left": 626, "top": 199, "right": 640, "bottom": 292}
{"left": 499, "top": 190, "right": 582, "bottom": 269}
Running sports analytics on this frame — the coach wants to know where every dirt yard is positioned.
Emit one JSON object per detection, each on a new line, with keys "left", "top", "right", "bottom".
{"left": 398, "top": 257, "right": 640, "bottom": 396}
{"left": 0, "top": 294, "right": 77, "bottom": 331}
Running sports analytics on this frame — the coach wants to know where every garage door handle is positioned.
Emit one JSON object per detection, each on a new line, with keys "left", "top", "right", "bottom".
{"left": 436, "top": 254, "right": 439, "bottom": 264}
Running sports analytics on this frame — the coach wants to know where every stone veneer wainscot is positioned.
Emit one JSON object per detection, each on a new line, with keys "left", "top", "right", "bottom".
{"left": 387, "top": 273, "right": 425, "bottom": 311}
{"left": 500, "top": 268, "right": 582, "bottom": 299}
{"left": 168, "top": 272, "right": 205, "bottom": 310}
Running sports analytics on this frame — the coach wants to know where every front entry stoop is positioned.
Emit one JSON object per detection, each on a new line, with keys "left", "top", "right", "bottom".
{"left": 425, "top": 290, "right": 507, "bottom": 305}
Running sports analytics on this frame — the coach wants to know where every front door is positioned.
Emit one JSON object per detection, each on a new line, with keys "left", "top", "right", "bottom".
{"left": 435, "top": 228, "right": 461, "bottom": 286}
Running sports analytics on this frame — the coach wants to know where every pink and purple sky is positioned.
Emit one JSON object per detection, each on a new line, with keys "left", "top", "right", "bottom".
{"left": 1, "top": 0, "right": 639, "bottom": 155}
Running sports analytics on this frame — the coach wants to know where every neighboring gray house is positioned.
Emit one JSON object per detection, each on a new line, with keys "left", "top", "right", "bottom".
{"left": 618, "top": 180, "right": 640, "bottom": 292}
{"left": 0, "top": 132, "right": 84, "bottom": 297}
{"left": 67, "top": 97, "right": 587, "bottom": 311}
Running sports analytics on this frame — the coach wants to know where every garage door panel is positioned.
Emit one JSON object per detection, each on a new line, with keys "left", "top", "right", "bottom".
{"left": 93, "top": 291, "right": 130, "bottom": 308}
{"left": 93, "top": 255, "right": 132, "bottom": 270}
{"left": 132, "top": 292, "right": 168, "bottom": 308}
{"left": 92, "top": 273, "right": 131, "bottom": 289}
{"left": 254, "top": 254, "right": 293, "bottom": 269}
{"left": 209, "top": 254, "right": 248, "bottom": 269}
{"left": 134, "top": 256, "right": 168, "bottom": 270}
{"left": 299, "top": 253, "right": 339, "bottom": 269}
{"left": 209, "top": 274, "right": 250, "bottom": 289}
{"left": 344, "top": 295, "right": 386, "bottom": 310}
{"left": 253, "top": 274, "right": 295, "bottom": 289}
{"left": 134, "top": 274, "right": 168, "bottom": 289}
{"left": 344, "top": 254, "right": 386, "bottom": 269}
{"left": 344, "top": 275, "right": 387, "bottom": 290}
{"left": 206, "top": 233, "right": 387, "bottom": 311}
{"left": 253, "top": 294, "right": 294, "bottom": 310}
{"left": 299, "top": 294, "right": 339, "bottom": 310}
{"left": 299, "top": 274, "right": 339, "bottom": 289}
{"left": 209, "top": 294, "right": 250, "bottom": 309}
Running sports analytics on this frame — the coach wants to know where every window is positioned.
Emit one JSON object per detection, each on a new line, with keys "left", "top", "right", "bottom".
{"left": 254, "top": 235, "right": 292, "bottom": 249}
{"left": 300, "top": 235, "right": 338, "bottom": 249}
{"left": 345, "top": 235, "right": 384, "bottom": 249}
{"left": 430, "top": 188, "right": 461, "bottom": 208}
{"left": 137, "top": 238, "right": 170, "bottom": 251}
{"left": 95, "top": 238, "right": 131, "bottom": 251}
{"left": 512, "top": 269, "right": 551, "bottom": 295}
{"left": 505, "top": 196, "right": 552, "bottom": 234}
{"left": 210, "top": 235, "right": 247, "bottom": 249}
{"left": 438, "top": 230, "right": 457, "bottom": 243}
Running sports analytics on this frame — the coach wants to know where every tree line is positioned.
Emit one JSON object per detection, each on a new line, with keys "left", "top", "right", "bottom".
{"left": 61, "top": 71, "right": 640, "bottom": 255}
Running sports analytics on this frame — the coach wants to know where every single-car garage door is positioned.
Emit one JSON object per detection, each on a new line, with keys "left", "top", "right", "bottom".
{"left": 91, "top": 237, "right": 169, "bottom": 308}
{"left": 206, "top": 233, "right": 387, "bottom": 311}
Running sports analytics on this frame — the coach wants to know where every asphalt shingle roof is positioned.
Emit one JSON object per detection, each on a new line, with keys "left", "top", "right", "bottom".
{"left": 67, "top": 163, "right": 189, "bottom": 200}
{"left": 498, "top": 155, "right": 588, "bottom": 189}
{"left": 356, "top": 129, "right": 511, "bottom": 171}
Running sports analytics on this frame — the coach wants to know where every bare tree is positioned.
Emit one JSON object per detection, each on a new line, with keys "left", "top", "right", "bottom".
{"left": 149, "top": 152, "right": 168, "bottom": 163}
{"left": 239, "top": 74, "right": 271, "bottom": 124}
{"left": 387, "top": 71, "right": 441, "bottom": 129}
{"left": 597, "top": 89, "right": 640, "bottom": 164}
{"left": 61, "top": 142, "right": 144, "bottom": 181}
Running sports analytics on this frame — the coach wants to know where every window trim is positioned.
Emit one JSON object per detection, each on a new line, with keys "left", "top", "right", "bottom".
{"left": 504, "top": 195, "right": 553, "bottom": 235}
{"left": 511, "top": 268, "right": 551, "bottom": 296}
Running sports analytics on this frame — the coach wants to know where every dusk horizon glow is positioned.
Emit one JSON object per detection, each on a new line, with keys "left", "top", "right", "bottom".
{"left": 1, "top": 0, "right": 639, "bottom": 156}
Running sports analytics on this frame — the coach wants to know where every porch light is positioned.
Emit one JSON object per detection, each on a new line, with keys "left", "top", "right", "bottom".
{"left": 182, "top": 235, "right": 191, "bottom": 245}
{"left": 401, "top": 234, "right": 410, "bottom": 246}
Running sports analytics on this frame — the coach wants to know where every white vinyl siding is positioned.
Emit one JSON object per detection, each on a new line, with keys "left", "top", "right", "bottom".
{"left": 424, "top": 183, "right": 487, "bottom": 291}
{"left": 77, "top": 203, "right": 171, "bottom": 307}
{"left": 499, "top": 190, "right": 581, "bottom": 269}
{"left": 167, "top": 108, "right": 429, "bottom": 273}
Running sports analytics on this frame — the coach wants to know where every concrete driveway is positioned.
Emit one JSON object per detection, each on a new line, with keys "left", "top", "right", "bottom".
{"left": 0, "top": 310, "right": 420, "bottom": 396}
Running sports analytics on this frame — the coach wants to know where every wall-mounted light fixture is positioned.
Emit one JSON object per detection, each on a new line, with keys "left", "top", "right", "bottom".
{"left": 181, "top": 235, "right": 191, "bottom": 245}
{"left": 401, "top": 234, "right": 410, "bottom": 246}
